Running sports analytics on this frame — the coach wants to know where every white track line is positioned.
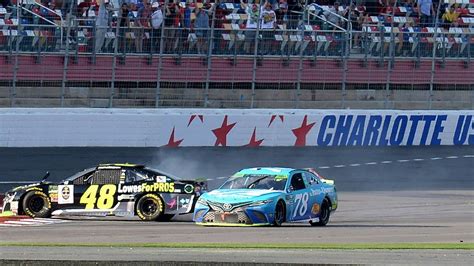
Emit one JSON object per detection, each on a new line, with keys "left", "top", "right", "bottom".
{"left": 381, "top": 161, "right": 392, "bottom": 164}
{"left": 365, "top": 162, "right": 377, "bottom": 165}
{"left": 446, "top": 156, "right": 459, "bottom": 159}
{"left": 349, "top": 164, "right": 360, "bottom": 167}
{"left": 430, "top": 157, "right": 442, "bottom": 160}
{"left": 334, "top": 165, "right": 346, "bottom": 168}
{"left": 413, "top": 158, "right": 425, "bottom": 162}
{"left": 397, "top": 159, "right": 410, "bottom": 163}
{"left": 0, "top": 223, "right": 22, "bottom": 227}
{"left": 4, "top": 221, "right": 41, "bottom": 225}
{"left": 463, "top": 155, "right": 474, "bottom": 158}
{"left": 318, "top": 166, "right": 331, "bottom": 169}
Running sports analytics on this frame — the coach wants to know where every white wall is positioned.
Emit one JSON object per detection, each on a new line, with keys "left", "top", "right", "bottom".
{"left": 0, "top": 109, "right": 473, "bottom": 147}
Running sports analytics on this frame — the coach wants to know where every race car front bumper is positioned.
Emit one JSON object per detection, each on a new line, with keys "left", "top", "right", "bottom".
{"left": 2, "top": 192, "right": 18, "bottom": 214}
{"left": 193, "top": 203, "right": 274, "bottom": 226}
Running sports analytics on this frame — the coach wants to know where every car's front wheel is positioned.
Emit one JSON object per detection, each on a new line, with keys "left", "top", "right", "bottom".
{"left": 22, "top": 191, "right": 51, "bottom": 218}
{"left": 136, "top": 194, "right": 163, "bottom": 221}
{"left": 311, "top": 198, "right": 330, "bottom": 226}
{"left": 273, "top": 200, "right": 285, "bottom": 227}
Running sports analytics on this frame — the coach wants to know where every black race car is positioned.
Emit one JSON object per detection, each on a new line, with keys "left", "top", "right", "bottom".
{"left": 2, "top": 163, "right": 205, "bottom": 221}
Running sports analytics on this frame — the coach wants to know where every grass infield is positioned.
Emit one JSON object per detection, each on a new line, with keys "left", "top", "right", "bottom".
{"left": 0, "top": 242, "right": 471, "bottom": 250}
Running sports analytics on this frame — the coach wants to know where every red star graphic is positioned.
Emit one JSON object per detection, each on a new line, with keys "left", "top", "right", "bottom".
{"left": 268, "top": 115, "right": 285, "bottom": 127}
{"left": 166, "top": 127, "right": 183, "bottom": 147}
{"left": 245, "top": 127, "right": 264, "bottom": 147}
{"left": 212, "top": 115, "right": 236, "bottom": 146}
{"left": 187, "top": 115, "right": 204, "bottom": 127}
{"left": 291, "top": 115, "right": 315, "bottom": 147}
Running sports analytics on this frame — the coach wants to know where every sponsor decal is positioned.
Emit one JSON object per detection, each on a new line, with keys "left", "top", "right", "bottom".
{"left": 58, "top": 185, "right": 74, "bottom": 204}
{"left": 184, "top": 184, "right": 194, "bottom": 194}
{"left": 311, "top": 203, "right": 320, "bottom": 215}
{"left": 156, "top": 176, "right": 167, "bottom": 183}
{"left": 117, "top": 182, "right": 175, "bottom": 194}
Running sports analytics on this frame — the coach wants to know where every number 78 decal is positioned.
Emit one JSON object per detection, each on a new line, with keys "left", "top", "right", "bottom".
{"left": 80, "top": 184, "right": 117, "bottom": 209}
{"left": 292, "top": 192, "right": 309, "bottom": 218}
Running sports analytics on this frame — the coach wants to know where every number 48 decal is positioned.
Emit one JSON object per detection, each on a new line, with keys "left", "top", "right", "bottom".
{"left": 80, "top": 184, "right": 117, "bottom": 209}
{"left": 293, "top": 192, "right": 309, "bottom": 218}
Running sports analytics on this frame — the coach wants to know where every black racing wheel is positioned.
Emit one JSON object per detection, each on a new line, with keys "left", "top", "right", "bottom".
{"left": 311, "top": 198, "right": 330, "bottom": 226}
{"left": 22, "top": 191, "right": 51, "bottom": 218}
{"left": 273, "top": 200, "right": 285, "bottom": 227}
{"left": 136, "top": 194, "right": 164, "bottom": 221}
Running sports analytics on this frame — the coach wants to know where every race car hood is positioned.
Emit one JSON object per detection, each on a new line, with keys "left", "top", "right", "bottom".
{"left": 202, "top": 189, "right": 283, "bottom": 203}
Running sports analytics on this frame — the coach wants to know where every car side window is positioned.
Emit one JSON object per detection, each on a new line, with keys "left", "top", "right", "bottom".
{"left": 290, "top": 173, "right": 306, "bottom": 191}
{"left": 126, "top": 169, "right": 154, "bottom": 183}
{"left": 90, "top": 169, "right": 122, "bottom": 185}
{"left": 303, "top": 172, "right": 319, "bottom": 185}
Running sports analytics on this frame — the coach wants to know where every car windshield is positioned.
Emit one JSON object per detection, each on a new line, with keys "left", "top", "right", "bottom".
{"left": 220, "top": 175, "right": 287, "bottom": 190}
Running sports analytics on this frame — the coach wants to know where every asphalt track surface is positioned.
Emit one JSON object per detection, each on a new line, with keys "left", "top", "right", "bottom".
{"left": 0, "top": 146, "right": 473, "bottom": 264}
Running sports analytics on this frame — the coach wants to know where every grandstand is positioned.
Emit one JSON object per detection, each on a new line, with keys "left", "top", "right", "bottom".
{"left": 0, "top": 0, "right": 472, "bottom": 109}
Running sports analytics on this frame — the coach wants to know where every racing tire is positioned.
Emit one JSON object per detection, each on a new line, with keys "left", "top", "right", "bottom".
{"left": 22, "top": 191, "right": 51, "bottom": 218}
{"left": 273, "top": 200, "right": 285, "bottom": 227}
{"left": 311, "top": 198, "right": 330, "bottom": 226}
{"left": 136, "top": 194, "right": 164, "bottom": 221}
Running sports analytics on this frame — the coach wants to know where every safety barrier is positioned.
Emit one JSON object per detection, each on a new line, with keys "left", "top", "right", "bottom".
{"left": 0, "top": 108, "right": 472, "bottom": 147}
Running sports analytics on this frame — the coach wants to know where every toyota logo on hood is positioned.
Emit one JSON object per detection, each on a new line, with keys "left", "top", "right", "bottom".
{"left": 222, "top": 203, "right": 232, "bottom": 211}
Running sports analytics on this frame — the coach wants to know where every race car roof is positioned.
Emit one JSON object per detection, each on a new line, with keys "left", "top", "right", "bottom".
{"left": 236, "top": 167, "right": 295, "bottom": 176}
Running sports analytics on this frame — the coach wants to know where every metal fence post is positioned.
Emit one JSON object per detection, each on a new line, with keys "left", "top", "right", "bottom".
{"left": 429, "top": 4, "right": 442, "bottom": 110}
{"left": 11, "top": 6, "right": 21, "bottom": 107}
{"left": 108, "top": 9, "right": 121, "bottom": 108}
{"left": 204, "top": 5, "right": 217, "bottom": 108}
{"left": 250, "top": 6, "right": 262, "bottom": 109}
{"left": 384, "top": 3, "right": 397, "bottom": 109}
{"left": 61, "top": 4, "right": 74, "bottom": 107}
{"left": 155, "top": 1, "right": 168, "bottom": 108}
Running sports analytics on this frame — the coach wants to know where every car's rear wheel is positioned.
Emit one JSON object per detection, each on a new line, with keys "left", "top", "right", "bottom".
{"left": 273, "top": 200, "right": 285, "bottom": 227}
{"left": 311, "top": 198, "right": 330, "bottom": 226}
{"left": 136, "top": 194, "right": 163, "bottom": 221}
{"left": 22, "top": 191, "right": 51, "bottom": 218}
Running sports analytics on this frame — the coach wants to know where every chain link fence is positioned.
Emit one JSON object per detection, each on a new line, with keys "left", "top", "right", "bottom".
{"left": 0, "top": 0, "right": 472, "bottom": 109}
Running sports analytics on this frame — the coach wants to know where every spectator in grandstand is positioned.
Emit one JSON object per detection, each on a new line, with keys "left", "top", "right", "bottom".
{"left": 323, "top": 1, "right": 343, "bottom": 29}
{"left": 275, "top": 0, "right": 289, "bottom": 26}
{"left": 118, "top": 3, "right": 130, "bottom": 52}
{"left": 242, "top": 0, "right": 259, "bottom": 54}
{"left": 343, "top": 2, "right": 363, "bottom": 48}
{"left": 151, "top": 2, "right": 163, "bottom": 52}
{"left": 194, "top": 5, "right": 211, "bottom": 54}
{"left": 78, "top": 0, "right": 92, "bottom": 16}
{"left": 176, "top": 1, "right": 192, "bottom": 55}
{"left": 287, "top": 0, "right": 303, "bottom": 29}
{"left": 164, "top": 2, "right": 181, "bottom": 53}
{"left": 417, "top": 0, "right": 435, "bottom": 26}
{"left": 441, "top": 5, "right": 460, "bottom": 27}
{"left": 0, "top": 0, "right": 10, "bottom": 8}
{"left": 136, "top": 0, "right": 152, "bottom": 53}
{"left": 260, "top": 1, "right": 276, "bottom": 54}
{"left": 95, "top": 0, "right": 110, "bottom": 53}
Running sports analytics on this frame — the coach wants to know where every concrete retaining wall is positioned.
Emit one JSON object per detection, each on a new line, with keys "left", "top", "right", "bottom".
{"left": 0, "top": 109, "right": 473, "bottom": 147}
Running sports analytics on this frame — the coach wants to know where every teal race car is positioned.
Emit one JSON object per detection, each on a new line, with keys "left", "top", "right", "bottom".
{"left": 193, "top": 167, "right": 337, "bottom": 226}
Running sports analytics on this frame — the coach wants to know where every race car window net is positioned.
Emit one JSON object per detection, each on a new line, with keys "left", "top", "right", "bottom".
{"left": 290, "top": 173, "right": 306, "bottom": 191}
{"left": 125, "top": 169, "right": 155, "bottom": 183}
{"left": 220, "top": 175, "right": 287, "bottom": 191}
{"left": 90, "top": 169, "right": 122, "bottom": 185}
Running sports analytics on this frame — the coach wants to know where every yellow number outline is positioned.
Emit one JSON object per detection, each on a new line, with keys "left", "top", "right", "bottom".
{"left": 80, "top": 184, "right": 117, "bottom": 209}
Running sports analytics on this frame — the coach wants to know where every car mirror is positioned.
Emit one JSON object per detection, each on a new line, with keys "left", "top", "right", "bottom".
{"left": 287, "top": 186, "right": 294, "bottom": 193}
